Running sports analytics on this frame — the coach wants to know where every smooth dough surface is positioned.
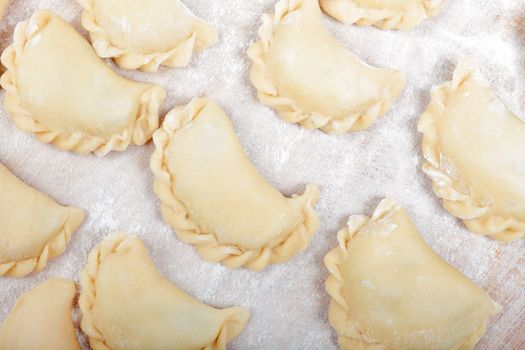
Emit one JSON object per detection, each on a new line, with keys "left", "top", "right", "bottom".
{"left": 79, "top": 0, "right": 218, "bottom": 71}
{"left": 320, "top": 0, "right": 444, "bottom": 30}
{"left": 0, "top": 278, "right": 81, "bottom": 350}
{"left": 324, "top": 198, "right": 500, "bottom": 350}
{"left": 0, "top": 0, "right": 9, "bottom": 20}
{"left": 151, "top": 98, "right": 319, "bottom": 270}
{"left": 0, "top": 163, "right": 84, "bottom": 277}
{"left": 247, "top": 0, "right": 406, "bottom": 134}
{"left": 0, "top": 10, "right": 166, "bottom": 156}
{"left": 418, "top": 60, "right": 525, "bottom": 241}
{"left": 79, "top": 233, "right": 250, "bottom": 350}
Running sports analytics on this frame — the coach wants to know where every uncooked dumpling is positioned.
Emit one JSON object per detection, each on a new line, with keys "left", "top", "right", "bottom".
{"left": 324, "top": 198, "right": 500, "bottom": 350}
{"left": 418, "top": 60, "right": 525, "bottom": 241}
{"left": 151, "top": 98, "right": 320, "bottom": 270}
{"left": 0, "top": 10, "right": 166, "bottom": 156}
{"left": 78, "top": 0, "right": 218, "bottom": 72}
{"left": 0, "top": 0, "right": 9, "bottom": 20}
{"left": 0, "top": 278, "right": 81, "bottom": 350}
{"left": 247, "top": 0, "right": 406, "bottom": 134}
{"left": 79, "top": 233, "right": 250, "bottom": 350}
{"left": 320, "top": 0, "right": 444, "bottom": 30}
{"left": 0, "top": 163, "right": 85, "bottom": 277}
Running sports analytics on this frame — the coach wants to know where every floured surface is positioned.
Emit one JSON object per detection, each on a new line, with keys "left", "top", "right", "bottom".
{"left": 0, "top": 1, "right": 524, "bottom": 349}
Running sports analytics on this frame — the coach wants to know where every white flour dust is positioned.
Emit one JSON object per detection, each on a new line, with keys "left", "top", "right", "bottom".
{"left": 0, "top": 1, "right": 524, "bottom": 349}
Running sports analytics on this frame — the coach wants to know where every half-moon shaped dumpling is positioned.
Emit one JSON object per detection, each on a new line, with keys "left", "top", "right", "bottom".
{"left": 0, "top": 278, "right": 81, "bottom": 350}
{"left": 320, "top": 0, "right": 444, "bottom": 30}
{"left": 78, "top": 0, "right": 218, "bottom": 72}
{"left": 324, "top": 198, "right": 500, "bottom": 350}
{"left": 247, "top": 0, "right": 406, "bottom": 134}
{"left": 0, "top": 10, "right": 166, "bottom": 156}
{"left": 79, "top": 233, "right": 250, "bottom": 350}
{"left": 151, "top": 98, "right": 320, "bottom": 270}
{"left": 418, "top": 60, "right": 525, "bottom": 241}
{"left": 0, "top": 163, "right": 85, "bottom": 277}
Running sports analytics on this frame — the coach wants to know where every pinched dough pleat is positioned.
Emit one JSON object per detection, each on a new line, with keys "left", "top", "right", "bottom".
{"left": 78, "top": 0, "right": 218, "bottom": 72}
{"left": 324, "top": 198, "right": 500, "bottom": 350}
{"left": 79, "top": 233, "right": 250, "bottom": 350}
{"left": 0, "top": 11, "right": 166, "bottom": 156}
{"left": 418, "top": 60, "right": 525, "bottom": 241}
{"left": 247, "top": 0, "right": 406, "bottom": 134}
{"left": 0, "top": 163, "right": 84, "bottom": 277}
{"left": 151, "top": 98, "right": 320, "bottom": 270}
{"left": 0, "top": 278, "right": 81, "bottom": 350}
{"left": 320, "top": 0, "right": 444, "bottom": 30}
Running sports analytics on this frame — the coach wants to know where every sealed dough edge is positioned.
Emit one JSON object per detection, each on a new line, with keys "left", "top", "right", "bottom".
{"left": 323, "top": 198, "right": 500, "bottom": 349}
{"left": 247, "top": 0, "right": 406, "bottom": 134}
{"left": 150, "top": 97, "right": 320, "bottom": 270}
{"left": 0, "top": 164, "right": 85, "bottom": 277}
{"left": 78, "top": 0, "right": 219, "bottom": 72}
{"left": 0, "top": 277, "right": 81, "bottom": 350}
{"left": 417, "top": 59, "right": 525, "bottom": 241}
{"left": 319, "top": 0, "right": 444, "bottom": 30}
{"left": 0, "top": 10, "right": 166, "bottom": 156}
{"left": 78, "top": 232, "right": 250, "bottom": 350}
{"left": 0, "top": 207, "right": 84, "bottom": 277}
{"left": 323, "top": 199, "right": 392, "bottom": 350}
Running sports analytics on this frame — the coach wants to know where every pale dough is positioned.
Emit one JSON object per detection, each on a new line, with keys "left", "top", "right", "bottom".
{"left": 0, "top": 0, "right": 9, "bottom": 20}
{"left": 320, "top": 0, "right": 444, "bottom": 30}
{"left": 79, "top": 233, "right": 250, "bottom": 350}
{"left": 0, "top": 162, "right": 84, "bottom": 277}
{"left": 78, "top": 0, "right": 218, "bottom": 72}
{"left": 324, "top": 198, "right": 500, "bottom": 350}
{"left": 0, "top": 278, "right": 81, "bottom": 350}
{"left": 0, "top": 10, "right": 166, "bottom": 156}
{"left": 150, "top": 97, "right": 320, "bottom": 270}
{"left": 247, "top": 0, "right": 406, "bottom": 134}
{"left": 418, "top": 59, "right": 525, "bottom": 241}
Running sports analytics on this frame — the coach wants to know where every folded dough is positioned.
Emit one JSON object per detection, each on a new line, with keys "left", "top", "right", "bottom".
{"left": 320, "top": 0, "right": 444, "bottom": 30}
{"left": 247, "top": 0, "right": 406, "bottom": 134}
{"left": 0, "top": 163, "right": 85, "bottom": 277}
{"left": 418, "top": 60, "right": 525, "bottom": 241}
{"left": 78, "top": 0, "right": 218, "bottom": 72}
{"left": 324, "top": 198, "right": 501, "bottom": 350}
{"left": 0, "top": 10, "right": 166, "bottom": 156}
{"left": 0, "top": 278, "right": 81, "bottom": 350}
{"left": 79, "top": 233, "right": 250, "bottom": 350}
{"left": 151, "top": 98, "right": 320, "bottom": 270}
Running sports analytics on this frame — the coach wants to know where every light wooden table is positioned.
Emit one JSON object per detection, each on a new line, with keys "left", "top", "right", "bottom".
{"left": 0, "top": 1, "right": 523, "bottom": 349}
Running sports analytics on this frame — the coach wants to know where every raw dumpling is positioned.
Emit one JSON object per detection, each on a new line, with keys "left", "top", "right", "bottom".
{"left": 0, "top": 0, "right": 9, "bottom": 20}
{"left": 151, "top": 98, "right": 319, "bottom": 270}
{"left": 324, "top": 198, "right": 500, "bottom": 350}
{"left": 79, "top": 233, "right": 250, "bottom": 350}
{"left": 78, "top": 0, "right": 218, "bottom": 72}
{"left": 247, "top": 0, "right": 406, "bottom": 134}
{"left": 0, "top": 11, "right": 166, "bottom": 156}
{"left": 0, "top": 163, "right": 85, "bottom": 277}
{"left": 418, "top": 60, "right": 525, "bottom": 241}
{"left": 320, "top": 0, "right": 444, "bottom": 30}
{"left": 0, "top": 278, "right": 81, "bottom": 350}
